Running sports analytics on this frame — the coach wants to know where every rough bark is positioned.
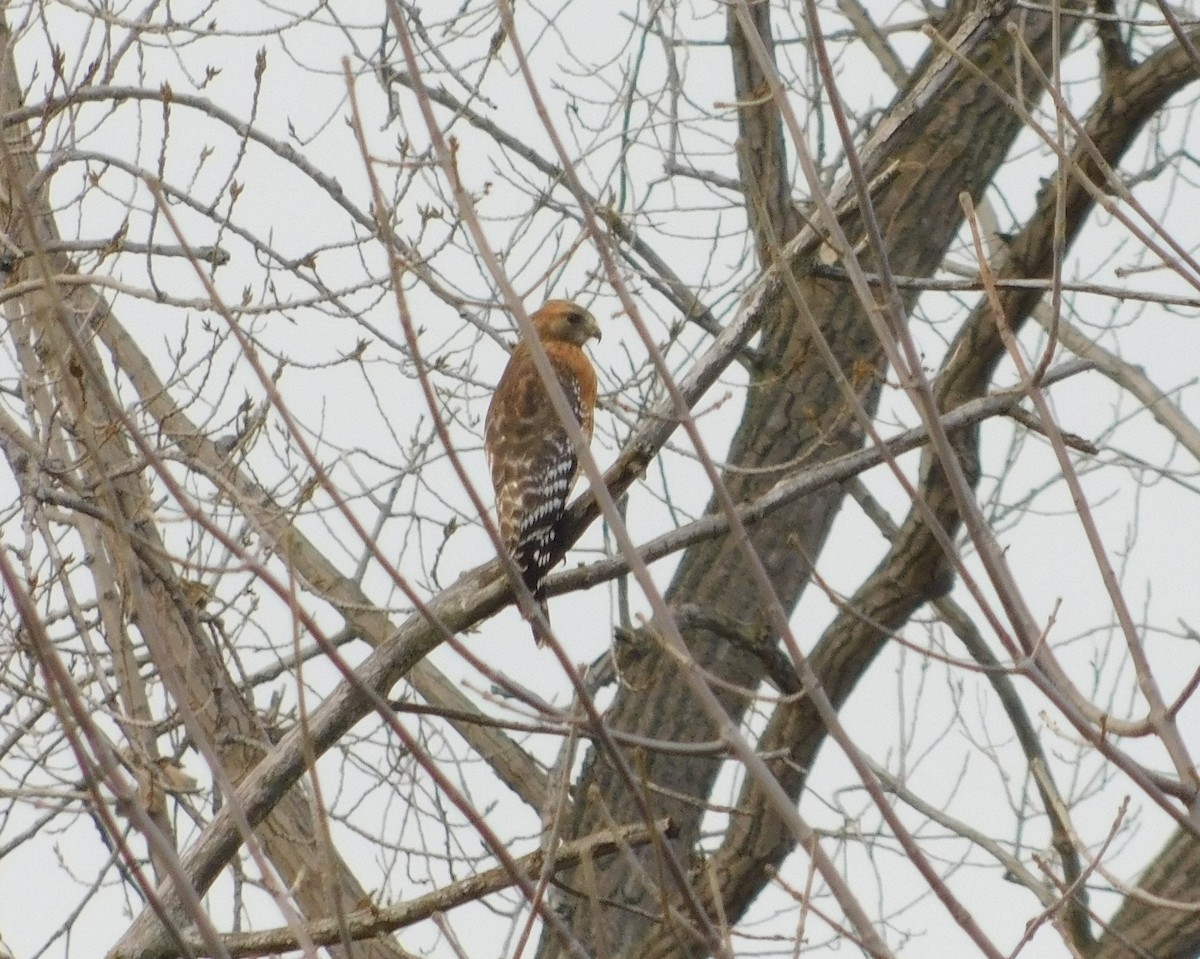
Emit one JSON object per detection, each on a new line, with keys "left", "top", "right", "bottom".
{"left": 1096, "top": 827, "right": 1200, "bottom": 959}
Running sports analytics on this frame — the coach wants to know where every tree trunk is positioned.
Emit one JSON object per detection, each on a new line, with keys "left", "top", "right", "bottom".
{"left": 542, "top": 5, "right": 1107, "bottom": 958}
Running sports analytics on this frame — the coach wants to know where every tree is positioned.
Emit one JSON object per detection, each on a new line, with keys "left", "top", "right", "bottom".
{"left": 2, "top": 1, "right": 1200, "bottom": 957}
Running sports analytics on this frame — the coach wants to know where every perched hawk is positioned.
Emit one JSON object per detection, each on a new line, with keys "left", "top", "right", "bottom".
{"left": 484, "top": 299, "right": 601, "bottom": 643}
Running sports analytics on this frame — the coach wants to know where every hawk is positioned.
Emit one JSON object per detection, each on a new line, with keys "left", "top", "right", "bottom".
{"left": 484, "top": 299, "right": 601, "bottom": 643}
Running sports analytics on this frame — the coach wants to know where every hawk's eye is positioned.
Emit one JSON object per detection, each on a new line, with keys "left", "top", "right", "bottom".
{"left": 568, "top": 312, "right": 583, "bottom": 324}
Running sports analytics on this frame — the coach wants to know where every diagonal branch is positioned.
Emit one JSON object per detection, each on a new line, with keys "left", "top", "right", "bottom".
{"left": 137, "top": 820, "right": 676, "bottom": 959}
